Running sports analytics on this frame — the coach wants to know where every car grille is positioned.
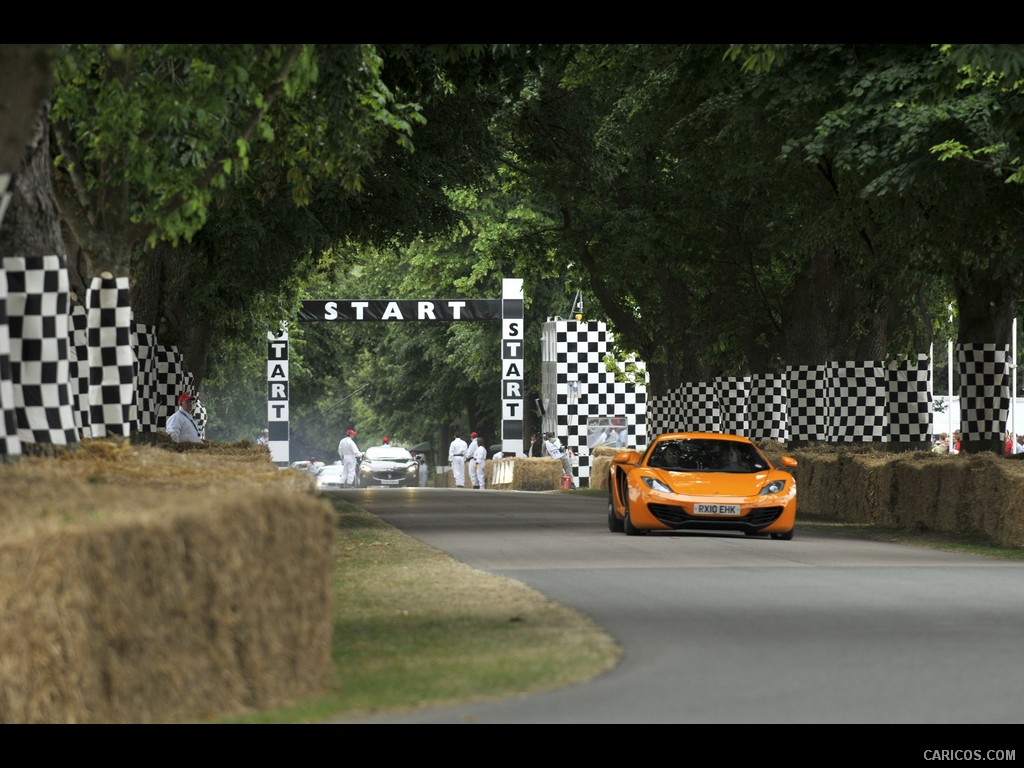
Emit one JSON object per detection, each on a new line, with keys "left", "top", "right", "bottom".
{"left": 647, "top": 504, "right": 784, "bottom": 531}
{"left": 372, "top": 470, "right": 405, "bottom": 479}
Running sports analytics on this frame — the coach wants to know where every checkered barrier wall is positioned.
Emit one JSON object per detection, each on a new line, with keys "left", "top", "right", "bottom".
{"left": 69, "top": 302, "right": 90, "bottom": 436}
{"left": 647, "top": 384, "right": 684, "bottom": 435}
{"left": 542, "top": 319, "right": 647, "bottom": 487}
{"left": 3, "top": 254, "right": 79, "bottom": 447}
{"left": 888, "top": 354, "right": 932, "bottom": 443}
{"left": 650, "top": 359, "right": 930, "bottom": 445}
{"left": 786, "top": 364, "right": 830, "bottom": 442}
{"left": 153, "top": 344, "right": 193, "bottom": 432}
{"left": 680, "top": 381, "right": 721, "bottom": 432}
{"left": 193, "top": 397, "right": 207, "bottom": 439}
{"left": 86, "top": 274, "right": 135, "bottom": 438}
{"left": 134, "top": 323, "right": 159, "bottom": 432}
{"left": 646, "top": 373, "right": 792, "bottom": 442}
{"left": 0, "top": 268, "right": 20, "bottom": 458}
{"left": 826, "top": 361, "right": 889, "bottom": 443}
{"left": 716, "top": 376, "right": 750, "bottom": 435}
{"left": 749, "top": 372, "right": 788, "bottom": 441}
{"left": 958, "top": 343, "right": 1010, "bottom": 443}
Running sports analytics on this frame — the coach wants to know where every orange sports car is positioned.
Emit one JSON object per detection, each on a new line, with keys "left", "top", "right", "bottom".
{"left": 607, "top": 432, "right": 797, "bottom": 539}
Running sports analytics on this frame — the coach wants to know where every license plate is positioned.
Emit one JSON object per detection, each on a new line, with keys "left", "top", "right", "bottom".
{"left": 381, "top": 479, "right": 400, "bottom": 486}
{"left": 694, "top": 503, "right": 740, "bottom": 516}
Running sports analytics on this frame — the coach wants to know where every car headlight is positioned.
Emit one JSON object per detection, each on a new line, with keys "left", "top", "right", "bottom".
{"left": 406, "top": 464, "right": 418, "bottom": 474}
{"left": 759, "top": 479, "right": 787, "bottom": 495}
{"left": 642, "top": 476, "right": 672, "bottom": 493}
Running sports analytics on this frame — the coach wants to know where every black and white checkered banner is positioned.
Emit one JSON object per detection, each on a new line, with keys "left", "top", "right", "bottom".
{"left": 0, "top": 267, "right": 19, "bottom": 457}
{"left": 958, "top": 343, "right": 1010, "bottom": 443}
{"left": 3, "top": 254, "right": 79, "bottom": 448}
{"left": 86, "top": 273, "right": 134, "bottom": 438}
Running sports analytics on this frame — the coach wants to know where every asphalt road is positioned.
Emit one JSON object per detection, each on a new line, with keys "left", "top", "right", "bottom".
{"left": 328, "top": 487, "right": 1024, "bottom": 725}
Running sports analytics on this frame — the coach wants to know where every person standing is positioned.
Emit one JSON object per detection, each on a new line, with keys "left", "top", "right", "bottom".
{"left": 528, "top": 433, "right": 545, "bottom": 457}
{"left": 165, "top": 393, "right": 201, "bottom": 443}
{"left": 382, "top": 436, "right": 390, "bottom": 446}
{"left": 472, "top": 435, "right": 487, "bottom": 490}
{"left": 546, "top": 432, "right": 574, "bottom": 486}
{"left": 338, "top": 428, "right": 363, "bottom": 487}
{"left": 418, "top": 454, "right": 429, "bottom": 486}
{"left": 465, "top": 431, "right": 480, "bottom": 489}
{"left": 256, "top": 428, "right": 270, "bottom": 447}
{"left": 448, "top": 432, "right": 468, "bottom": 488}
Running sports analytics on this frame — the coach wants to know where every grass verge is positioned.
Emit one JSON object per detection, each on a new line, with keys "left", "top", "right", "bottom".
{"left": 217, "top": 496, "right": 622, "bottom": 723}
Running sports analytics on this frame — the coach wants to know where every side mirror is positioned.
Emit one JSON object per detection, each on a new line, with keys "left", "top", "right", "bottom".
{"left": 616, "top": 450, "right": 642, "bottom": 465}
{"left": 780, "top": 455, "right": 798, "bottom": 468}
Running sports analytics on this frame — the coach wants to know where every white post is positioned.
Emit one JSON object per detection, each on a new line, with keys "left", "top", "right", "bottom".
{"left": 929, "top": 341, "right": 934, "bottom": 434}
{"left": 948, "top": 303, "right": 954, "bottom": 440}
{"left": 1013, "top": 317, "right": 1018, "bottom": 437}
{"left": 948, "top": 337, "right": 954, "bottom": 439}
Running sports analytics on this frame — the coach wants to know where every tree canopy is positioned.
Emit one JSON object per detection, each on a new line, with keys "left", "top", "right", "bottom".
{"left": 4, "top": 43, "right": 1024, "bottom": 454}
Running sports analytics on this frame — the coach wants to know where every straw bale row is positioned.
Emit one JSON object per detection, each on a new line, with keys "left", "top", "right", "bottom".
{"left": 0, "top": 440, "right": 336, "bottom": 723}
{"left": 791, "top": 447, "right": 1024, "bottom": 548}
{"left": 434, "top": 457, "right": 565, "bottom": 491}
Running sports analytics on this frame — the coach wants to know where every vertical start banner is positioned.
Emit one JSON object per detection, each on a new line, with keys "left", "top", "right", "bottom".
{"left": 502, "top": 278, "right": 524, "bottom": 456}
{"left": 267, "top": 327, "right": 289, "bottom": 466}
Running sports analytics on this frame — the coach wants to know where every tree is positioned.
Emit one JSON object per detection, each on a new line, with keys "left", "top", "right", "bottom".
{"left": 0, "top": 45, "right": 60, "bottom": 251}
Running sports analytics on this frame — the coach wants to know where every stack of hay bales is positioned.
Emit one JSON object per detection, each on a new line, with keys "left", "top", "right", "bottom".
{"left": 488, "top": 457, "right": 563, "bottom": 491}
{"left": 0, "top": 439, "right": 336, "bottom": 723}
{"left": 588, "top": 445, "right": 630, "bottom": 492}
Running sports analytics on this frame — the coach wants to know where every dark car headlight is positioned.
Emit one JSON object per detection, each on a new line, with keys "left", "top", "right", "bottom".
{"left": 642, "top": 476, "right": 671, "bottom": 493}
{"left": 406, "top": 464, "right": 418, "bottom": 475}
{"left": 759, "top": 479, "right": 787, "bottom": 495}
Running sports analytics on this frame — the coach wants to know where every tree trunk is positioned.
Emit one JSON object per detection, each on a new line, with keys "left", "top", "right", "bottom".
{"left": 782, "top": 244, "right": 887, "bottom": 366}
{"left": 0, "top": 46, "right": 55, "bottom": 177}
{"left": 0, "top": 103, "right": 64, "bottom": 259}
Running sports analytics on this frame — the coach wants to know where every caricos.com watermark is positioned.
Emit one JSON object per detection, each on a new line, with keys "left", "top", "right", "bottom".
{"left": 923, "top": 750, "right": 1015, "bottom": 761}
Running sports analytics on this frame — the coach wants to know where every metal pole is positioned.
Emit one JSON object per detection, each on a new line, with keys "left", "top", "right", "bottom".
{"left": 1013, "top": 317, "right": 1018, "bottom": 439}
{"left": 948, "top": 337, "right": 954, "bottom": 440}
{"left": 948, "top": 303, "right": 954, "bottom": 441}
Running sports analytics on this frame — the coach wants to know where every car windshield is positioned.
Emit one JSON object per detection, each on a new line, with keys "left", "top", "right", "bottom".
{"left": 363, "top": 446, "right": 413, "bottom": 463}
{"left": 647, "top": 439, "right": 766, "bottom": 473}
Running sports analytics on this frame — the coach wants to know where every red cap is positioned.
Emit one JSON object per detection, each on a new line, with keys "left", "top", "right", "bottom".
{"left": 383, "top": 436, "right": 389, "bottom": 443}
{"left": 471, "top": 431, "right": 478, "bottom": 437}
{"left": 347, "top": 429, "right": 356, "bottom": 436}
{"left": 178, "top": 393, "right": 194, "bottom": 404}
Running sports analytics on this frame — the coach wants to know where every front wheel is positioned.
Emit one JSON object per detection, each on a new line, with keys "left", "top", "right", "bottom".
{"left": 608, "top": 496, "right": 624, "bottom": 533}
{"left": 770, "top": 528, "right": 795, "bottom": 541}
{"left": 623, "top": 498, "right": 647, "bottom": 536}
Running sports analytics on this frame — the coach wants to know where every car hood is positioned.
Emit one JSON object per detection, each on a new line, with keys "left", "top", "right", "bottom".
{"left": 652, "top": 468, "right": 782, "bottom": 497}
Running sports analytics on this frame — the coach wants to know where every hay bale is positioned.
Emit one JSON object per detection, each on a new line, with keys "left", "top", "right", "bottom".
{"left": 589, "top": 455, "right": 612, "bottom": 491}
{"left": 794, "top": 448, "right": 1024, "bottom": 548}
{"left": 0, "top": 440, "right": 335, "bottom": 723}
{"left": 485, "top": 457, "right": 562, "bottom": 491}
